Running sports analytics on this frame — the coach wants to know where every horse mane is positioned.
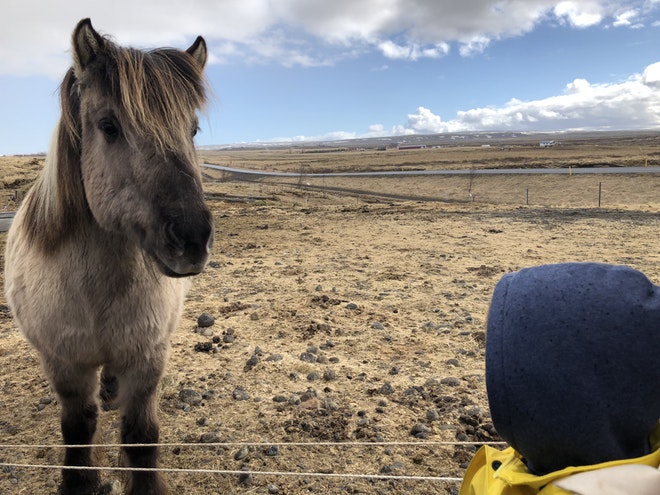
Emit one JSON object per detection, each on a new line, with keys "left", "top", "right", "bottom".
{"left": 20, "top": 35, "right": 208, "bottom": 252}
{"left": 91, "top": 41, "right": 208, "bottom": 153}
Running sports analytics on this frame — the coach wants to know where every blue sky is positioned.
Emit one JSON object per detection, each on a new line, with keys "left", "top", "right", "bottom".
{"left": 2, "top": 0, "right": 660, "bottom": 155}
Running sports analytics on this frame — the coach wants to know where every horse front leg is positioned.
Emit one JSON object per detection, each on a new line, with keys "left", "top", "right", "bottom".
{"left": 118, "top": 367, "right": 169, "bottom": 495}
{"left": 47, "top": 365, "right": 101, "bottom": 495}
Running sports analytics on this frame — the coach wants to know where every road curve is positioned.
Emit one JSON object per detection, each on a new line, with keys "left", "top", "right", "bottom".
{"left": 202, "top": 163, "right": 660, "bottom": 177}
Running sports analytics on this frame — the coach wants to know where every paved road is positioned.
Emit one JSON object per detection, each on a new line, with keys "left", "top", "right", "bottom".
{"left": 202, "top": 163, "right": 660, "bottom": 177}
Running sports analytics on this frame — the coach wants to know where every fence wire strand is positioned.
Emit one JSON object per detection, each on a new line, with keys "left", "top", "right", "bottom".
{"left": 0, "top": 440, "right": 508, "bottom": 485}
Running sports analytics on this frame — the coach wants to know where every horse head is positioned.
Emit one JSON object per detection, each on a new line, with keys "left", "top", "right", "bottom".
{"left": 69, "top": 19, "right": 213, "bottom": 276}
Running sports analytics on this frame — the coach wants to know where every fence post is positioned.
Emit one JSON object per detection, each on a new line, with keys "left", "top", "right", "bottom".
{"left": 598, "top": 182, "right": 602, "bottom": 208}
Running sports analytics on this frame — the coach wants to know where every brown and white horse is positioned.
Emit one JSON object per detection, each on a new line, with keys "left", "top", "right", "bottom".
{"left": 5, "top": 18, "right": 213, "bottom": 494}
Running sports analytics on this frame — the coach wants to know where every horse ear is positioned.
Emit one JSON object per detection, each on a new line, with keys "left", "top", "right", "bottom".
{"left": 186, "top": 36, "right": 207, "bottom": 69}
{"left": 72, "top": 18, "right": 105, "bottom": 75}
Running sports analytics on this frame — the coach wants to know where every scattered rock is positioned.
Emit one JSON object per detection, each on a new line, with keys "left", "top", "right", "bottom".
{"left": 264, "top": 445, "right": 280, "bottom": 457}
{"left": 346, "top": 303, "right": 358, "bottom": 310}
{"left": 411, "top": 423, "right": 431, "bottom": 439}
{"left": 234, "top": 446, "right": 250, "bottom": 461}
{"left": 179, "top": 389, "right": 203, "bottom": 406}
{"left": 299, "top": 352, "right": 316, "bottom": 363}
{"left": 194, "top": 342, "right": 213, "bottom": 353}
{"left": 380, "top": 461, "right": 405, "bottom": 474}
{"left": 440, "top": 377, "right": 461, "bottom": 387}
{"left": 244, "top": 354, "right": 260, "bottom": 371}
{"left": 426, "top": 408, "right": 441, "bottom": 422}
{"left": 322, "top": 369, "right": 337, "bottom": 381}
{"left": 371, "top": 321, "right": 385, "bottom": 330}
{"left": 379, "top": 382, "right": 395, "bottom": 395}
{"left": 202, "top": 390, "right": 217, "bottom": 400}
{"left": 233, "top": 388, "right": 250, "bottom": 401}
{"left": 197, "top": 313, "right": 215, "bottom": 328}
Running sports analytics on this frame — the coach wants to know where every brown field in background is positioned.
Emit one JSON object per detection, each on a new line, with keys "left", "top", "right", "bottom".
{"left": 0, "top": 134, "right": 658, "bottom": 494}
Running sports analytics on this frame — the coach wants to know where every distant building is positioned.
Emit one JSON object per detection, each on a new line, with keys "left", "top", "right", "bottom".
{"left": 540, "top": 140, "right": 556, "bottom": 148}
{"left": 397, "top": 144, "right": 427, "bottom": 150}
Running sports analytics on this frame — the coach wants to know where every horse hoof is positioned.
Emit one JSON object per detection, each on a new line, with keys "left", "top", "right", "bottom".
{"left": 98, "top": 479, "right": 122, "bottom": 495}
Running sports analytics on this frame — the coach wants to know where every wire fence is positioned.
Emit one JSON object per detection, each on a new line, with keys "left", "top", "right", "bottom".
{"left": 0, "top": 440, "right": 508, "bottom": 487}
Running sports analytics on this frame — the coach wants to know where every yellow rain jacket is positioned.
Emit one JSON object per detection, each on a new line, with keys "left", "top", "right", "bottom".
{"left": 460, "top": 424, "right": 660, "bottom": 495}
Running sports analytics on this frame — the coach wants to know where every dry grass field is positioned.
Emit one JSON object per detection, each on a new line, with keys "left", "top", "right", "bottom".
{"left": 0, "top": 135, "right": 659, "bottom": 494}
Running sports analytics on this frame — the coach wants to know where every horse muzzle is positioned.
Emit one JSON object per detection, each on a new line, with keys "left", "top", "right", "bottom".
{"left": 154, "top": 209, "right": 214, "bottom": 277}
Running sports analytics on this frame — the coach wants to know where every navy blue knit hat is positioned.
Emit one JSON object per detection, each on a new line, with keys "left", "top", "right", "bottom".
{"left": 486, "top": 262, "right": 660, "bottom": 475}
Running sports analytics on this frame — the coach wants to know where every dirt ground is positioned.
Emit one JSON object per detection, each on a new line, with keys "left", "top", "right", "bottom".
{"left": 0, "top": 140, "right": 659, "bottom": 494}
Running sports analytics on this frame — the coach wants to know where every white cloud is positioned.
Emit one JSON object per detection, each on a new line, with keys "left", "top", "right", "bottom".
{"left": 380, "top": 63, "right": 660, "bottom": 135}
{"left": 613, "top": 9, "right": 640, "bottom": 26}
{"left": 553, "top": 1, "right": 604, "bottom": 27}
{"left": 1, "top": 0, "right": 658, "bottom": 77}
{"left": 377, "top": 40, "right": 450, "bottom": 60}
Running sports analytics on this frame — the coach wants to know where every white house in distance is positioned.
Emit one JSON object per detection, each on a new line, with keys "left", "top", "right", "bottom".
{"left": 539, "top": 140, "right": 556, "bottom": 148}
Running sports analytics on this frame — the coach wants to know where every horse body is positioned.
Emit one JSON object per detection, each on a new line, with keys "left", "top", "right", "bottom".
{"left": 5, "top": 19, "right": 212, "bottom": 495}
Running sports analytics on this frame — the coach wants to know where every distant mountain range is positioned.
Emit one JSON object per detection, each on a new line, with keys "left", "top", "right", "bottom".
{"left": 197, "top": 129, "right": 660, "bottom": 151}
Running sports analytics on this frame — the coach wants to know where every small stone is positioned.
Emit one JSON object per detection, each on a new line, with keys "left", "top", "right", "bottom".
{"left": 379, "top": 382, "right": 395, "bottom": 395}
{"left": 194, "top": 342, "right": 213, "bottom": 353}
{"left": 233, "top": 388, "right": 250, "bottom": 401}
{"left": 201, "top": 327, "right": 213, "bottom": 337}
{"left": 346, "top": 303, "right": 358, "bottom": 310}
{"left": 441, "top": 377, "right": 461, "bottom": 387}
{"left": 223, "top": 333, "right": 235, "bottom": 343}
{"left": 299, "top": 352, "right": 316, "bottom": 363}
{"left": 179, "top": 389, "right": 203, "bottom": 406}
{"left": 197, "top": 313, "right": 215, "bottom": 328}
{"left": 411, "top": 423, "right": 431, "bottom": 439}
{"left": 371, "top": 321, "right": 384, "bottom": 330}
{"left": 446, "top": 358, "right": 460, "bottom": 367}
{"left": 264, "top": 445, "right": 280, "bottom": 457}
{"left": 234, "top": 446, "right": 250, "bottom": 461}
{"left": 380, "top": 462, "right": 405, "bottom": 474}
{"left": 426, "top": 408, "right": 441, "bottom": 421}
{"left": 250, "top": 312, "right": 260, "bottom": 321}
{"left": 323, "top": 369, "right": 337, "bottom": 381}
{"left": 273, "top": 395, "right": 288, "bottom": 403}
{"left": 202, "top": 389, "right": 217, "bottom": 400}
{"left": 265, "top": 354, "right": 283, "bottom": 362}
{"left": 244, "top": 354, "right": 259, "bottom": 371}
{"left": 306, "top": 372, "right": 320, "bottom": 381}
{"left": 299, "top": 388, "right": 317, "bottom": 402}
{"left": 268, "top": 485, "right": 280, "bottom": 494}
{"left": 196, "top": 417, "right": 209, "bottom": 427}
{"left": 199, "top": 431, "right": 222, "bottom": 443}
{"left": 322, "top": 398, "right": 339, "bottom": 411}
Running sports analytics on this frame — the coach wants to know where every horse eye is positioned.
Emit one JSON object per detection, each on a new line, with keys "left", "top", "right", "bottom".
{"left": 192, "top": 125, "right": 200, "bottom": 138}
{"left": 98, "top": 118, "right": 120, "bottom": 143}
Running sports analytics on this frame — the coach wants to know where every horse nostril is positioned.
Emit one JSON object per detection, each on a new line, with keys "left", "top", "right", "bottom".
{"left": 164, "top": 222, "right": 185, "bottom": 257}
